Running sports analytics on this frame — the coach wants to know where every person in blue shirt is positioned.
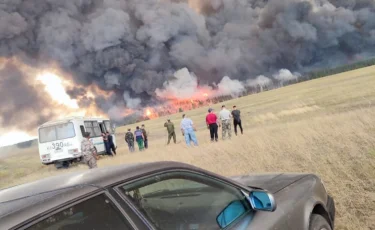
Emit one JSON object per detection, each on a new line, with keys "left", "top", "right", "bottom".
{"left": 180, "top": 114, "right": 198, "bottom": 147}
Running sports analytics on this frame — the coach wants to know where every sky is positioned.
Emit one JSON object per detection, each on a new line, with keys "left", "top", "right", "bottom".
{"left": 0, "top": 132, "right": 37, "bottom": 147}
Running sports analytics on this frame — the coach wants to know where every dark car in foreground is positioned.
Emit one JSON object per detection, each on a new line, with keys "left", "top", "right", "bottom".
{"left": 0, "top": 161, "right": 335, "bottom": 230}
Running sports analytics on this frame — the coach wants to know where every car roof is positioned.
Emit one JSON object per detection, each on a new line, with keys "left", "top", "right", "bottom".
{"left": 0, "top": 161, "right": 210, "bottom": 228}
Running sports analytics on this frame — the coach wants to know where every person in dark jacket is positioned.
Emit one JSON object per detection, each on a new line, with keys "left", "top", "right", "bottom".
{"left": 141, "top": 124, "right": 148, "bottom": 149}
{"left": 102, "top": 132, "right": 112, "bottom": 156}
{"left": 164, "top": 119, "right": 176, "bottom": 144}
{"left": 231, "top": 105, "right": 243, "bottom": 135}
{"left": 125, "top": 128, "right": 135, "bottom": 152}
{"left": 106, "top": 131, "right": 116, "bottom": 155}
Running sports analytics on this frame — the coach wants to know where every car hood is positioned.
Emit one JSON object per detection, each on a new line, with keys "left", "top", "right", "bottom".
{"left": 230, "top": 173, "right": 309, "bottom": 194}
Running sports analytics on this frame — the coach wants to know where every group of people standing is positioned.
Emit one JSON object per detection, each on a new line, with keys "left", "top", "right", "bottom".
{"left": 80, "top": 105, "right": 243, "bottom": 169}
{"left": 80, "top": 131, "right": 116, "bottom": 169}
{"left": 162, "top": 114, "right": 199, "bottom": 147}
{"left": 162, "top": 104, "right": 243, "bottom": 147}
{"left": 206, "top": 105, "right": 243, "bottom": 142}
{"left": 125, "top": 124, "right": 148, "bottom": 152}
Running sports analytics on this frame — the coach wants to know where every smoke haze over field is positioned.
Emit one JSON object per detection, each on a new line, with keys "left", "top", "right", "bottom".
{"left": 1, "top": 0, "right": 375, "bottom": 134}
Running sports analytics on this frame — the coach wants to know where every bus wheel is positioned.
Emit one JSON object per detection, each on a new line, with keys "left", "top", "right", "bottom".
{"left": 74, "top": 157, "right": 82, "bottom": 162}
{"left": 54, "top": 161, "right": 70, "bottom": 169}
{"left": 62, "top": 161, "right": 70, "bottom": 168}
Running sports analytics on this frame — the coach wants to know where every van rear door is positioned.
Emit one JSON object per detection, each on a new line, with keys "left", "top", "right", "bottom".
{"left": 38, "top": 122, "right": 81, "bottom": 163}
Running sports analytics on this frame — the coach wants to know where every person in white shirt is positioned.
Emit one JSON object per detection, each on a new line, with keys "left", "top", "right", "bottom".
{"left": 219, "top": 105, "right": 232, "bottom": 140}
{"left": 180, "top": 114, "right": 198, "bottom": 146}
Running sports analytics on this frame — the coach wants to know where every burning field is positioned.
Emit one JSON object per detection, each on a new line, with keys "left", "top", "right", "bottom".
{"left": 1, "top": 0, "right": 375, "bottom": 143}
{"left": 1, "top": 66, "right": 375, "bottom": 230}
{"left": 1, "top": 2, "right": 375, "bottom": 227}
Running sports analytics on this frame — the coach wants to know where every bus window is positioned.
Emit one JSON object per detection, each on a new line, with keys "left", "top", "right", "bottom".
{"left": 39, "top": 122, "right": 76, "bottom": 143}
{"left": 56, "top": 123, "right": 75, "bottom": 140}
{"left": 84, "top": 121, "right": 94, "bottom": 136}
{"left": 104, "top": 121, "right": 113, "bottom": 134}
{"left": 99, "top": 123, "right": 106, "bottom": 133}
{"left": 39, "top": 126, "right": 57, "bottom": 143}
{"left": 92, "top": 121, "right": 102, "bottom": 137}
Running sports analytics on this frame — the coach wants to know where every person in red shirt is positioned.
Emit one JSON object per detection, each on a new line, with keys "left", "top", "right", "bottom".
{"left": 206, "top": 108, "right": 219, "bottom": 142}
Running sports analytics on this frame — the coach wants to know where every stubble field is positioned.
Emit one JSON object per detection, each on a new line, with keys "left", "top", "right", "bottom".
{"left": 1, "top": 66, "right": 375, "bottom": 229}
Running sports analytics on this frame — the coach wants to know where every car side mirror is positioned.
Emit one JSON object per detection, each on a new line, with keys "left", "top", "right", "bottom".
{"left": 248, "top": 191, "right": 276, "bottom": 212}
{"left": 216, "top": 200, "right": 247, "bottom": 229}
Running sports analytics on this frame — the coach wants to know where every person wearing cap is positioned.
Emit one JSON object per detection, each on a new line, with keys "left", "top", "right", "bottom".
{"left": 180, "top": 114, "right": 198, "bottom": 147}
{"left": 141, "top": 124, "right": 148, "bottom": 149}
{"left": 231, "top": 105, "right": 243, "bottom": 135}
{"left": 125, "top": 128, "right": 135, "bottom": 152}
{"left": 80, "top": 132, "right": 98, "bottom": 169}
{"left": 219, "top": 105, "right": 232, "bottom": 140}
{"left": 206, "top": 108, "right": 219, "bottom": 142}
{"left": 164, "top": 119, "right": 177, "bottom": 144}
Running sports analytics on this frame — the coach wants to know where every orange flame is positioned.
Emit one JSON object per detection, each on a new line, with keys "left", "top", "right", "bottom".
{"left": 143, "top": 107, "right": 159, "bottom": 119}
{"left": 146, "top": 109, "right": 151, "bottom": 116}
{"left": 1, "top": 57, "right": 217, "bottom": 127}
{"left": 0, "top": 57, "right": 110, "bottom": 120}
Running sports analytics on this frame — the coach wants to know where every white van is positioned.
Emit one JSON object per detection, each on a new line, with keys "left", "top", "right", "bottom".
{"left": 37, "top": 117, "right": 116, "bottom": 168}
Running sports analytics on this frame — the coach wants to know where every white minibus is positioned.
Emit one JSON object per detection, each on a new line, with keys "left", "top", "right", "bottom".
{"left": 37, "top": 116, "right": 116, "bottom": 168}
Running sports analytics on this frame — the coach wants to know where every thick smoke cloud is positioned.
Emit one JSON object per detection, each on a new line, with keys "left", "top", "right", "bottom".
{"left": 0, "top": 62, "right": 58, "bottom": 131}
{"left": 273, "top": 69, "right": 301, "bottom": 83}
{"left": 155, "top": 67, "right": 245, "bottom": 99}
{"left": 1, "top": 0, "right": 375, "bottom": 131}
{"left": 247, "top": 75, "right": 272, "bottom": 89}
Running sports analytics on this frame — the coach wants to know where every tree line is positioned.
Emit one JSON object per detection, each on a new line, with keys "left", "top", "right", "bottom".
{"left": 122, "top": 57, "right": 375, "bottom": 125}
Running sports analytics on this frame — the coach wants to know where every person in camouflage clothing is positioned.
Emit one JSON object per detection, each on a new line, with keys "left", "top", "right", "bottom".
{"left": 80, "top": 132, "right": 98, "bottom": 169}
{"left": 219, "top": 105, "right": 232, "bottom": 140}
{"left": 125, "top": 128, "right": 135, "bottom": 152}
{"left": 164, "top": 119, "right": 176, "bottom": 144}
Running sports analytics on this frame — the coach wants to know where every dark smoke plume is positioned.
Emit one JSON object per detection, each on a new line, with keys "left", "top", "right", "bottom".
{"left": 1, "top": 0, "right": 375, "bottom": 132}
{"left": 0, "top": 62, "right": 59, "bottom": 130}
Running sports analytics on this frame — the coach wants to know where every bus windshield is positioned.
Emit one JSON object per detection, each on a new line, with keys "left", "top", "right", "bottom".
{"left": 39, "top": 122, "right": 76, "bottom": 143}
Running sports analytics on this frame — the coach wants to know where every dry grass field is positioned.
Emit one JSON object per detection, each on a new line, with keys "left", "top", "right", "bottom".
{"left": 1, "top": 66, "right": 375, "bottom": 229}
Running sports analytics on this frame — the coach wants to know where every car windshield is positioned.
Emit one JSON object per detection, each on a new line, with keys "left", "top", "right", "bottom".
{"left": 38, "top": 122, "right": 75, "bottom": 143}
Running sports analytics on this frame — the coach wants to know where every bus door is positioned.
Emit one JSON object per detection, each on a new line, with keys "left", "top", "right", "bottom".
{"left": 99, "top": 122, "right": 106, "bottom": 133}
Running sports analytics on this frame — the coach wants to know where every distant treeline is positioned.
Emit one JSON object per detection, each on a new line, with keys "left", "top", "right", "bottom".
{"left": 122, "top": 57, "right": 375, "bottom": 125}
{"left": 304, "top": 57, "right": 375, "bottom": 81}
{"left": 16, "top": 139, "right": 38, "bottom": 148}
{"left": 0, "top": 138, "right": 38, "bottom": 150}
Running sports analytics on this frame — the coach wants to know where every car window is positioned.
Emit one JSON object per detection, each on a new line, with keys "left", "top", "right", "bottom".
{"left": 26, "top": 193, "right": 133, "bottom": 230}
{"left": 118, "top": 172, "right": 251, "bottom": 230}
